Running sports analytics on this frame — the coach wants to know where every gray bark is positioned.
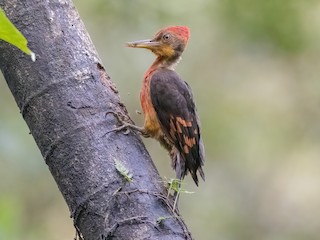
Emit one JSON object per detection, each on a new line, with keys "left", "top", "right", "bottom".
{"left": 0, "top": 0, "right": 192, "bottom": 239}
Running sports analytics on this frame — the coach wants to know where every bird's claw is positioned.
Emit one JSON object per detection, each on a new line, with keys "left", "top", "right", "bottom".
{"left": 105, "top": 111, "right": 133, "bottom": 135}
{"left": 105, "top": 111, "right": 128, "bottom": 123}
{"left": 105, "top": 110, "right": 149, "bottom": 137}
{"left": 104, "top": 124, "right": 131, "bottom": 136}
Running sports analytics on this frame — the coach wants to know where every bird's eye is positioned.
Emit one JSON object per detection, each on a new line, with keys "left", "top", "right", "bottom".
{"left": 162, "top": 34, "right": 170, "bottom": 41}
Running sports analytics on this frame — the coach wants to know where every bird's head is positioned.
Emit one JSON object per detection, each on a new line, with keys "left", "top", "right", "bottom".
{"left": 127, "top": 26, "right": 190, "bottom": 60}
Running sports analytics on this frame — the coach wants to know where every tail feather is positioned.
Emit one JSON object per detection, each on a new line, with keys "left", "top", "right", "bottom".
{"left": 171, "top": 147, "right": 205, "bottom": 186}
{"left": 171, "top": 150, "right": 186, "bottom": 180}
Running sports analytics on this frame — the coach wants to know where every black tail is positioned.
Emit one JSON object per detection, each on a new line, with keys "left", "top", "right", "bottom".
{"left": 171, "top": 144, "right": 205, "bottom": 186}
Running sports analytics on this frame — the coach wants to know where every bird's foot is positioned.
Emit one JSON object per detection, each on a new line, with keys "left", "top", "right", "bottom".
{"left": 105, "top": 111, "right": 150, "bottom": 137}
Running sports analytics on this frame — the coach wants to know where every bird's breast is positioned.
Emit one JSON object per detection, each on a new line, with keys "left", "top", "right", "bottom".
{"left": 140, "top": 74, "right": 162, "bottom": 138}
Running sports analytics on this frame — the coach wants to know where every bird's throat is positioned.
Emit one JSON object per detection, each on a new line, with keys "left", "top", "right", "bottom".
{"left": 150, "top": 56, "right": 182, "bottom": 71}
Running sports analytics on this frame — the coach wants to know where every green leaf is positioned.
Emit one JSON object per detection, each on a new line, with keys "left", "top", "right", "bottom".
{"left": 164, "top": 177, "right": 194, "bottom": 194}
{"left": 156, "top": 216, "right": 173, "bottom": 225}
{"left": 114, "top": 159, "right": 133, "bottom": 182}
{"left": 0, "top": 7, "right": 35, "bottom": 61}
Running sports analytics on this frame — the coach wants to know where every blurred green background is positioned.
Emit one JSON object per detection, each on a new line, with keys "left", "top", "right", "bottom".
{"left": 1, "top": 0, "right": 320, "bottom": 239}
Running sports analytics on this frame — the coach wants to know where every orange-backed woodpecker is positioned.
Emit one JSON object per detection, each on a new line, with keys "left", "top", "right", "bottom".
{"left": 113, "top": 26, "right": 205, "bottom": 185}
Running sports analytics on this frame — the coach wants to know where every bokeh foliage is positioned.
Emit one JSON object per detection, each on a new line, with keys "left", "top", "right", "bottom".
{"left": 1, "top": 1, "right": 320, "bottom": 239}
{"left": 217, "top": 0, "right": 309, "bottom": 53}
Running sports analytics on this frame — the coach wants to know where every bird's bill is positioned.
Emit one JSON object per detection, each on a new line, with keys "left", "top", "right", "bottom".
{"left": 126, "top": 39, "right": 160, "bottom": 49}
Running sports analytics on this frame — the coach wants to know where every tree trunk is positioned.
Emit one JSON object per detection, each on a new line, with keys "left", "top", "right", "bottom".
{"left": 0, "top": 1, "right": 192, "bottom": 239}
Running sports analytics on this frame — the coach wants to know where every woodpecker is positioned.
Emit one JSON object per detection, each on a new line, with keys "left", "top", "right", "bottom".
{"left": 112, "top": 26, "right": 205, "bottom": 185}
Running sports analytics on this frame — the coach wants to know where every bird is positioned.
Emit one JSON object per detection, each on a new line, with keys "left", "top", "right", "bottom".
{"left": 110, "top": 26, "right": 205, "bottom": 186}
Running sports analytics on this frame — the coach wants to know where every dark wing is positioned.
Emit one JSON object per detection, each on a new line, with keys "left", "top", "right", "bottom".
{"left": 150, "top": 68, "right": 205, "bottom": 185}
